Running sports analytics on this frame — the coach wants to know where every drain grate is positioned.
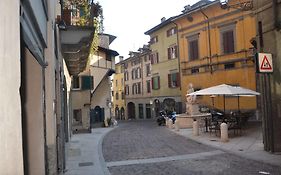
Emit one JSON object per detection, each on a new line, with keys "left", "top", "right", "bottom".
{"left": 79, "top": 162, "right": 94, "bottom": 167}
{"left": 210, "top": 139, "right": 218, "bottom": 142}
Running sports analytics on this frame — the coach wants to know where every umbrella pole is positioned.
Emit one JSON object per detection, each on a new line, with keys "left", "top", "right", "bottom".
{"left": 238, "top": 96, "right": 240, "bottom": 112}
{"left": 223, "top": 95, "right": 225, "bottom": 113}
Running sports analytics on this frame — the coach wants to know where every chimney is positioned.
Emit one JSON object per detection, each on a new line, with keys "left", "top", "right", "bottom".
{"left": 161, "top": 17, "right": 166, "bottom": 23}
{"left": 182, "top": 5, "right": 191, "bottom": 13}
{"left": 119, "top": 56, "right": 124, "bottom": 61}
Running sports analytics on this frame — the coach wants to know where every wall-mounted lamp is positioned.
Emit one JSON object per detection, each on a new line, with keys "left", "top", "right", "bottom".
{"left": 220, "top": 0, "right": 253, "bottom": 11}
{"left": 58, "top": 20, "right": 67, "bottom": 30}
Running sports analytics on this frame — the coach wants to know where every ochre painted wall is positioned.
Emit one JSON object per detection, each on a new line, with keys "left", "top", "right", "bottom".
{"left": 175, "top": 0, "right": 257, "bottom": 111}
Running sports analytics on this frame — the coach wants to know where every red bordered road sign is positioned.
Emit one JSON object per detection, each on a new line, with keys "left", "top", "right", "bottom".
{"left": 258, "top": 53, "right": 273, "bottom": 73}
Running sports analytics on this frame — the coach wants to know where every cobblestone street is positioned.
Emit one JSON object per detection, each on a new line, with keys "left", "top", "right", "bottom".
{"left": 103, "top": 120, "right": 281, "bottom": 175}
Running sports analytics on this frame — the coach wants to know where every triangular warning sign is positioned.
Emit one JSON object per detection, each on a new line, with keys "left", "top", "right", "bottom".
{"left": 260, "top": 55, "right": 272, "bottom": 70}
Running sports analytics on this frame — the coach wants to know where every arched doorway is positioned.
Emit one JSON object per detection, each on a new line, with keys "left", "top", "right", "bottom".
{"left": 127, "top": 102, "right": 136, "bottom": 119}
{"left": 120, "top": 107, "right": 125, "bottom": 120}
{"left": 154, "top": 99, "right": 161, "bottom": 117}
{"left": 115, "top": 107, "right": 120, "bottom": 120}
{"left": 163, "top": 98, "right": 176, "bottom": 113}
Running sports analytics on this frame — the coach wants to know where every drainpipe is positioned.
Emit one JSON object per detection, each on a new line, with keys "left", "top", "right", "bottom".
{"left": 171, "top": 21, "right": 182, "bottom": 90}
{"left": 273, "top": 0, "right": 280, "bottom": 30}
{"left": 200, "top": 8, "right": 213, "bottom": 74}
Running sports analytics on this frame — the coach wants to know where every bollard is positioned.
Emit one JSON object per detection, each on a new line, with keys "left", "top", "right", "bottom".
{"left": 168, "top": 119, "right": 173, "bottom": 129}
{"left": 193, "top": 120, "right": 199, "bottom": 136}
{"left": 175, "top": 120, "right": 180, "bottom": 131}
{"left": 165, "top": 117, "right": 169, "bottom": 127}
{"left": 220, "top": 122, "right": 229, "bottom": 142}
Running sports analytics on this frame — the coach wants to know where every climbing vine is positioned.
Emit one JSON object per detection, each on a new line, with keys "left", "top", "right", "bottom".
{"left": 64, "top": 0, "right": 104, "bottom": 58}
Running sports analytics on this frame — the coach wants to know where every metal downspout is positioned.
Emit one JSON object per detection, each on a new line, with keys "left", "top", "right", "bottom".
{"left": 200, "top": 8, "right": 213, "bottom": 74}
{"left": 171, "top": 21, "right": 182, "bottom": 90}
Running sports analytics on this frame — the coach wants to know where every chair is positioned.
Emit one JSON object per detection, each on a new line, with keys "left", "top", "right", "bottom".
{"left": 208, "top": 116, "right": 221, "bottom": 136}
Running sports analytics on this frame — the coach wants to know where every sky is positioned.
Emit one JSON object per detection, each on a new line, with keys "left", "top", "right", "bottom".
{"left": 99, "top": 0, "right": 199, "bottom": 60}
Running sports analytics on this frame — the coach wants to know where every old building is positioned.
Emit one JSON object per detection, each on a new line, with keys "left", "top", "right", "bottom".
{"left": 1, "top": 0, "right": 71, "bottom": 174}
{"left": 112, "top": 57, "right": 126, "bottom": 120}
{"left": 90, "top": 34, "right": 119, "bottom": 127}
{"left": 253, "top": 0, "right": 281, "bottom": 152}
{"left": 145, "top": 17, "right": 182, "bottom": 117}
{"left": 123, "top": 47, "right": 153, "bottom": 119}
{"left": 173, "top": 0, "right": 257, "bottom": 113}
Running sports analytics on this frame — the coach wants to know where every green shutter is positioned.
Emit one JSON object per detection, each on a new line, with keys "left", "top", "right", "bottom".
{"left": 81, "top": 76, "right": 93, "bottom": 90}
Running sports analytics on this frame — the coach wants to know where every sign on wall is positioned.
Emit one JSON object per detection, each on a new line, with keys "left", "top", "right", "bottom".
{"left": 258, "top": 53, "right": 273, "bottom": 73}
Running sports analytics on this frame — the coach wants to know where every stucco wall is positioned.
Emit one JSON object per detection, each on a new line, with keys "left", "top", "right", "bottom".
{"left": 91, "top": 77, "right": 111, "bottom": 119}
{"left": 24, "top": 48, "right": 46, "bottom": 175}
{"left": 0, "top": 1, "right": 24, "bottom": 174}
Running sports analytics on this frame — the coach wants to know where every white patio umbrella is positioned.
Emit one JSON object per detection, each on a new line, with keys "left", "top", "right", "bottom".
{"left": 187, "top": 84, "right": 260, "bottom": 112}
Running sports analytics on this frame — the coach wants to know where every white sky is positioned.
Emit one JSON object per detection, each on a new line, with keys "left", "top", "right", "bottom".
{"left": 99, "top": 0, "right": 199, "bottom": 59}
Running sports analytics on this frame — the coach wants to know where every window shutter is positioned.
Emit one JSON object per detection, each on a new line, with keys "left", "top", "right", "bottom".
{"left": 176, "top": 73, "right": 180, "bottom": 87}
{"left": 151, "top": 54, "right": 154, "bottom": 64}
{"left": 194, "top": 40, "right": 198, "bottom": 59}
{"left": 223, "top": 32, "right": 228, "bottom": 53}
{"left": 168, "top": 48, "right": 171, "bottom": 59}
{"left": 156, "top": 53, "right": 159, "bottom": 63}
{"left": 81, "top": 76, "right": 92, "bottom": 90}
{"left": 158, "top": 76, "right": 160, "bottom": 89}
{"left": 168, "top": 74, "right": 171, "bottom": 88}
{"left": 228, "top": 31, "right": 234, "bottom": 53}
{"left": 175, "top": 45, "right": 178, "bottom": 58}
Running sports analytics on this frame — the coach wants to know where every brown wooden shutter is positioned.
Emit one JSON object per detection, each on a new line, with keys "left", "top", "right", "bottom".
{"left": 168, "top": 48, "right": 171, "bottom": 59}
{"left": 228, "top": 31, "right": 234, "bottom": 53}
{"left": 194, "top": 40, "right": 199, "bottom": 59}
{"left": 223, "top": 32, "right": 228, "bottom": 53}
{"left": 168, "top": 74, "right": 171, "bottom": 88}
{"left": 151, "top": 54, "right": 154, "bottom": 64}
{"left": 156, "top": 52, "right": 159, "bottom": 63}
{"left": 175, "top": 45, "right": 178, "bottom": 58}
{"left": 176, "top": 73, "right": 180, "bottom": 87}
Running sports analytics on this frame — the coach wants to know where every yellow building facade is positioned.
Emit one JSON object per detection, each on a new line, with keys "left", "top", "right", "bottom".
{"left": 174, "top": 0, "right": 257, "bottom": 112}
{"left": 145, "top": 18, "right": 182, "bottom": 117}
{"left": 112, "top": 61, "right": 126, "bottom": 120}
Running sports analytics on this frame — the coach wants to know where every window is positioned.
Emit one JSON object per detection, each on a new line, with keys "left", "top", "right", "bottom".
{"left": 152, "top": 76, "right": 160, "bottom": 90}
{"left": 131, "top": 69, "right": 135, "bottom": 79}
{"left": 167, "top": 27, "right": 177, "bottom": 37}
{"left": 115, "top": 79, "right": 118, "bottom": 86}
{"left": 139, "top": 104, "right": 144, "bottom": 119}
{"left": 137, "top": 82, "right": 141, "bottom": 94}
{"left": 72, "top": 76, "right": 80, "bottom": 89}
{"left": 191, "top": 68, "right": 199, "bottom": 74}
{"left": 115, "top": 92, "right": 119, "bottom": 100}
{"left": 106, "top": 53, "right": 112, "bottom": 61}
{"left": 146, "top": 64, "right": 151, "bottom": 76}
{"left": 121, "top": 92, "right": 125, "bottom": 99}
{"left": 132, "top": 83, "right": 141, "bottom": 94}
{"left": 168, "top": 73, "right": 180, "bottom": 88}
{"left": 124, "top": 71, "right": 129, "bottom": 81}
{"left": 121, "top": 78, "right": 124, "bottom": 85}
{"left": 73, "top": 109, "right": 82, "bottom": 125}
{"left": 150, "top": 52, "right": 159, "bottom": 64}
{"left": 224, "top": 63, "right": 235, "bottom": 69}
{"left": 150, "top": 36, "right": 158, "bottom": 44}
{"left": 222, "top": 30, "right": 235, "bottom": 54}
{"left": 125, "top": 85, "right": 129, "bottom": 95}
{"left": 168, "top": 45, "right": 178, "bottom": 59}
{"left": 81, "top": 76, "right": 93, "bottom": 90}
{"left": 146, "top": 80, "right": 151, "bottom": 93}
{"left": 189, "top": 39, "right": 199, "bottom": 61}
